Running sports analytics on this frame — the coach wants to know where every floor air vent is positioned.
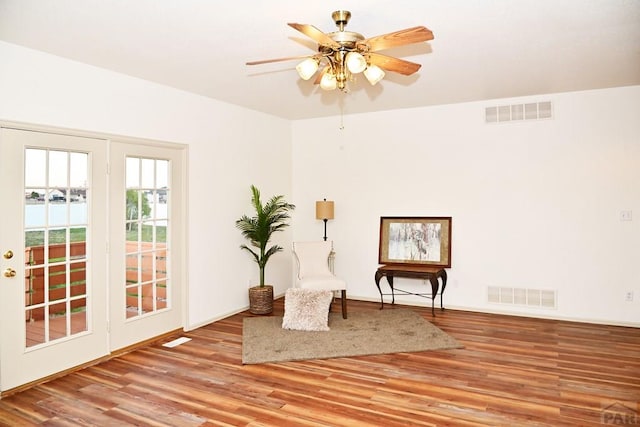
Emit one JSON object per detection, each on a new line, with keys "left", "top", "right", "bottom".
{"left": 485, "top": 101, "right": 552, "bottom": 123}
{"left": 488, "top": 286, "right": 556, "bottom": 309}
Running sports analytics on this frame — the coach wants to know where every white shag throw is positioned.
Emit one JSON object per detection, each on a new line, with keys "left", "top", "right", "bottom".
{"left": 282, "top": 288, "right": 333, "bottom": 331}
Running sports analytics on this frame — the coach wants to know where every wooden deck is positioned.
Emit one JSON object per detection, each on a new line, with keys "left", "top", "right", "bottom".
{"left": 1, "top": 299, "right": 639, "bottom": 426}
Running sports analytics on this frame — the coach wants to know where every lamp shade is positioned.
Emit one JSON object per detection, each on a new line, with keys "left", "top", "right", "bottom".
{"left": 315, "top": 200, "right": 335, "bottom": 220}
{"left": 364, "top": 64, "right": 385, "bottom": 86}
{"left": 320, "top": 72, "right": 337, "bottom": 90}
{"left": 296, "top": 58, "right": 319, "bottom": 80}
{"left": 345, "top": 52, "right": 367, "bottom": 74}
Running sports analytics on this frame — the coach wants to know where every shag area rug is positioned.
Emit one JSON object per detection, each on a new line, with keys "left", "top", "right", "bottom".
{"left": 242, "top": 308, "right": 462, "bottom": 364}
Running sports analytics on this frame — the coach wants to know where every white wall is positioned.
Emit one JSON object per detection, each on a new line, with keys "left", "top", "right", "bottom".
{"left": 0, "top": 41, "right": 294, "bottom": 329}
{"left": 292, "top": 86, "right": 640, "bottom": 326}
{"left": 2, "top": 40, "right": 637, "bottom": 328}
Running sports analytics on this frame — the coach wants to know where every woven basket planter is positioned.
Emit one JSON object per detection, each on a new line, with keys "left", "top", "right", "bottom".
{"left": 248, "top": 285, "right": 274, "bottom": 315}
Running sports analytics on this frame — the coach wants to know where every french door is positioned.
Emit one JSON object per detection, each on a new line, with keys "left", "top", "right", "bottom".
{"left": 108, "top": 142, "right": 185, "bottom": 350}
{"left": 0, "top": 127, "right": 109, "bottom": 391}
{"left": 0, "top": 126, "right": 186, "bottom": 392}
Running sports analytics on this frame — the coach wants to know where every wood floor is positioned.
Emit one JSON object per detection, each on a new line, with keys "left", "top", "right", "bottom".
{"left": 1, "top": 299, "right": 639, "bottom": 426}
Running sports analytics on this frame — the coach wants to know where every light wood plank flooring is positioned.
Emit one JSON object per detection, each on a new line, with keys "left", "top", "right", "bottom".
{"left": 0, "top": 299, "right": 639, "bottom": 426}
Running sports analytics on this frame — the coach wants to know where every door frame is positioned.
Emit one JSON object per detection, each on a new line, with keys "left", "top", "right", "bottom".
{"left": 0, "top": 120, "right": 188, "bottom": 393}
{"left": 107, "top": 139, "right": 188, "bottom": 351}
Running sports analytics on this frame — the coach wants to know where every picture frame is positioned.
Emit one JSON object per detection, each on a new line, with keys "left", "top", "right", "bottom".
{"left": 378, "top": 216, "right": 452, "bottom": 267}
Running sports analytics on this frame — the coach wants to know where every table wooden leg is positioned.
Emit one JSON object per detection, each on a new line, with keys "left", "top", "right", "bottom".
{"left": 428, "top": 276, "right": 439, "bottom": 316}
{"left": 374, "top": 271, "right": 384, "bottom": 309}
{"left": 341, "top": 290, "right": 347, "bottom": 319}
{"left": 387, "top": 275, "right": 395, "bottom": 305}
{"left": 439, "top": 270, "right": 448, "bottom": 310}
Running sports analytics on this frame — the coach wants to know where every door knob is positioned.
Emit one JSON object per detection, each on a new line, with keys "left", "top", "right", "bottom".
{"left": 3, "top": 250, "right": 13, "bottom": 259}
{"left": 3, "top": 268, "right": 16, "bottom": 278}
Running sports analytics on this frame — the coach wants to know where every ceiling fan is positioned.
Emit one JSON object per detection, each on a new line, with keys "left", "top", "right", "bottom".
{"left": 246, "top": 10, "right": 434, "bottom": 92}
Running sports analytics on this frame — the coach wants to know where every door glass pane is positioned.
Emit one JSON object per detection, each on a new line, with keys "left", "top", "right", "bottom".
{"left": 141, "top": 158, "right": 154, "bottom": 188}
{"left": 71, "top": 199, "right": 87, "bottom": 224}
{"left": 156, "top": 280, "right": 167, "bottom": 310}
{"left": 24, "top": 149, "right": 46, "bottom": 187}
{"left": 126, "top": 157, "right": 139, "bottom": 187}
{"left": 25, "top": 193, "right": 46, "bottom": 227}
{"left": 48, "top": 263, "right": 67, "bottom": 302}
{"left": 70, "top": 298, "right": 87, "bottom": 334}
{"left": 25, "top": 307, "right": 45, "bottom": 347}
{"left": 69, "top": 152, "right": 87, "bottom": 187}
{"left": 125, "top": 156, "right": 170, "bottom": 319}
{"left": 70, "top": 227, "right": 87, "bottom": 260}
{"left": 48, "top": 228, "right": 67, "bottom": 262}
{"left": 24, "top": 148, "right": 89, "bottom": 348}
{"left": 48, "top": 151, "right": 68, "bottom": 187}
{"left": 48, "top": 301, "right": 67, "bottom": 341}
{"left": 48, "top": 189, "right": 69, "bottom": 226}
{"left": 157, "top": 160, "right": 169, "bottom": 189}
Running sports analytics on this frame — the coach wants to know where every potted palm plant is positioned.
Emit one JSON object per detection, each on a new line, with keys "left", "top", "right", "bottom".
{"left": 236, "top": 185, "right": 295, "bottom": 314}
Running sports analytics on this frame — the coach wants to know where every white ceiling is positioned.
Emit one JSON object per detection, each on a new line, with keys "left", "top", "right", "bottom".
{"left": 1, "top": 0, "right": 639, "bottom": 120}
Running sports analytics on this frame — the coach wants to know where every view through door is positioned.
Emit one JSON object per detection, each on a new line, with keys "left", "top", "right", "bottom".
{"left": 0, "top": 127, "right": 108, "bottom": 392}
{"left": 108, "top": 142, "right": 185, "bottom": 351}
{"left": 0, "top": 126, "right": 187, "bottom": 392}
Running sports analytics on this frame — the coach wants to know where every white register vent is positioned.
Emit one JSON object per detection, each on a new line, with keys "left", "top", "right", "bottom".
{"left": 485, "top": 101, "right": 553, "bottom": 123}
{"left": 488, "top": 286, "right": 556, "bottom": 309}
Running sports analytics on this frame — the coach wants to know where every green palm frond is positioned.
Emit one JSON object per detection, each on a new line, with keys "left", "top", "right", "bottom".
{"left": 235, "top": 185, "right": 295, "bottom": 286}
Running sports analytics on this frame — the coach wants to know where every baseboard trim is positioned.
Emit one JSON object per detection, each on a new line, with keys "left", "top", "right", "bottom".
{"left": 348, "top": 294, "right": 640, "bottom": 328}
{"left": 185, "top": 292, "right": 286, "bottom": 331}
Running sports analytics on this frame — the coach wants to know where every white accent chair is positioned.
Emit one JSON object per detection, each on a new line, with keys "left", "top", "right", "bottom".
{"left": 292, "top": 241, "right": 347, "bottom": 319}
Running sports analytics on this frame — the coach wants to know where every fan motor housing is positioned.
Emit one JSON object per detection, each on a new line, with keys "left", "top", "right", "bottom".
{"left": 331, "top": 10, "right": 351, "bottom": 26}
{"left": 328, "top": 30, "right": 364, "bottom": 45}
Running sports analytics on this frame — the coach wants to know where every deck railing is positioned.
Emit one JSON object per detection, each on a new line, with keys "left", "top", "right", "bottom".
{"left": 25, "top": 241, "right": 167, "bottom": 320}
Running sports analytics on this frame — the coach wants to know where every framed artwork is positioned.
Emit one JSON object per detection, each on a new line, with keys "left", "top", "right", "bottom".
{"left": 378, "top": 216, "right": 452, "bottom": 267}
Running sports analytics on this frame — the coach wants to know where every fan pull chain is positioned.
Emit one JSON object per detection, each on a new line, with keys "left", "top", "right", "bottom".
{"left": 339, "top": 94, "right": 345, "bottom": 130}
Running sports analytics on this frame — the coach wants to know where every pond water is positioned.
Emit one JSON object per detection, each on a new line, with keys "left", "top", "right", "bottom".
{"left": 24, "top": 202, "right": 168, "bottom": 228}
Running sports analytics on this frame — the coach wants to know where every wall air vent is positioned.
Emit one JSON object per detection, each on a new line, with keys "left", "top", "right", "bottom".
{"left": 485, "top": 101, "right": 553, "bottom": 123}
{"left": 488, "top": 286, "right": 556, "bottom": 309}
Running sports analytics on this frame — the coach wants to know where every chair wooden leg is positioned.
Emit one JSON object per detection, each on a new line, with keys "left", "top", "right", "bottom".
{"left": 341, "top": 290, "right": 347, "bottom": 319}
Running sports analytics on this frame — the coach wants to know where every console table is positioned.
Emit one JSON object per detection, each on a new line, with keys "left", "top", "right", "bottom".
{"left": 374, "top": 265, "right": 447, "bottom": 316}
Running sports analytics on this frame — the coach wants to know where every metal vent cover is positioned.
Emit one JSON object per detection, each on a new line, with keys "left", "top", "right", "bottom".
{"left": 485, "top": 101, "right": 552, "bottom": 123}
{"left": 488, "top": 286, "right": 556, "bottom": 309}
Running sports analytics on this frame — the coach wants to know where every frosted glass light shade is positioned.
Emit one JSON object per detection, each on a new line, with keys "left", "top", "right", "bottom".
{"left": 320, "top": 72, "right": 337, "bottom": 90}
{"left": 364, "top": 64, "right": 385, "bottom": 85}
{"left": 345, "top": 52, "right": 367, "bottom": 73}
{"left": 296, "top": 58, "right": 319, "bottom": 80}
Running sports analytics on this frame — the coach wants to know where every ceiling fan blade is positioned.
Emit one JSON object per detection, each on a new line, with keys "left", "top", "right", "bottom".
{"left": 361, "top": 26, "right": 434, "bottom": 52}
{"left": 246, "top": 54, "right": 315, "bottom": 66}
{"left": 288, "top": 23, "right": 341, "bottom": 49}
{"left": 368, "top": 53, "right": 422, "bottom": 76}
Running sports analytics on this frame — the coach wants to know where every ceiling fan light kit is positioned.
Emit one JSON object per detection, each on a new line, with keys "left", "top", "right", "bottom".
{"left": 247, "top": 10, "right": 434, "bottom": 93}
{"left": 295, "top": 57, "right": 320, "bottom": 80}
{"left": 320, "top": 72, "right": 337, "bottom": 91}
{"left": 344, "top": 51, "right": 367, "bottom": 74}
{"left": 363, "top": 65, "right": 385, "bottom": 86}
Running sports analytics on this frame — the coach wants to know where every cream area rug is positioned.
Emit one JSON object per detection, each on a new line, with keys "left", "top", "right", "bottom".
{"left": 242, "top": 308, "right": 462, "bottom": 364}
